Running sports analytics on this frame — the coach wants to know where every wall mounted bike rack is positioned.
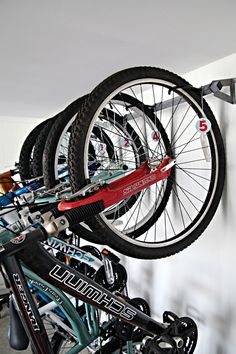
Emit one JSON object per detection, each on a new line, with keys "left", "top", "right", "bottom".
{"left": 202, "top": 78, "right": 236, "bottom": 104}
{"left": 154, "top": 78, "right": 236, "bottom": 113}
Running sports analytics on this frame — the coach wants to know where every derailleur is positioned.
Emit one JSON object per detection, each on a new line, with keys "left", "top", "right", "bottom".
{"left": 141, "top": 311, "right": 198, "bottom": 354}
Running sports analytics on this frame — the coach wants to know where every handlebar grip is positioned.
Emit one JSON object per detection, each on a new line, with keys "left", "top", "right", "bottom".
{"left": 64, "top": 200, "right": 105, "bottom": 226}
{"left": 50, "top": 206, "right": 64, "bottom": 218}
{"left": 0, "top": 228, "right": 47, "bottom": 260}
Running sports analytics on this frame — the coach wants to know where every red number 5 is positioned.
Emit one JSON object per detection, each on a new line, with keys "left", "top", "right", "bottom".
{"left": 199, "top": 119, "right": 207, "bottom": 132}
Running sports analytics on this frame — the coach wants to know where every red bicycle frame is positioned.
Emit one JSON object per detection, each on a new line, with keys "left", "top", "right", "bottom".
{"left": 59, "top": 157, "right": 174, "bottom": 211}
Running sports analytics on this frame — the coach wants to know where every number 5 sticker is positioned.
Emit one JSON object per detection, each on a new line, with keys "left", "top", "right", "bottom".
{"left": 196, "top": 118, "right": 211, "bottom": 133}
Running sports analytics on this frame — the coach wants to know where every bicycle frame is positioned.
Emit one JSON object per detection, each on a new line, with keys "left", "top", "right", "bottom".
{"left": 59, "top": 157, "right": 173, "bottom": 211}
{"left": 0, "top": 155, "right": 179, "bottom": 352}
{"left": 24, "top": 266, "right": 110, "bottom": 354}
{"left": 1, "top": 227, "right": 131, "bottom": 351}
{"left": 2, "top": 255, "right": 53, "bottom": 353}
{"left": 0, "top": 181, "right": 43, "bottom": 207}
{"left": 0, "top": 228, "right": 167, "bottom": 353}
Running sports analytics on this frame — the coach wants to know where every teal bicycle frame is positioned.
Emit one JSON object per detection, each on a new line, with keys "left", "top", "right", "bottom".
{"left": 0, "top": 227, "right": 135, "bottom": 353}
{"left": 24, "top": 266, "right": 112, "bottom": 354}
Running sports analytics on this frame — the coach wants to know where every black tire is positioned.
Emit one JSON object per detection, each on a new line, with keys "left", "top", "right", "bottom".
{"left": 18, "top": 119, "right": 51, "bottom": 180}
{"left": 32, "top": 118, "right": 56, "bottom": 178}
{"left": 69, "top": 95, "right": 172, "bottom": 239}
{"left": 43, "top": 95, "right": 89, "bottom": 189}
{"left": 41, "top": 95, "right": 108, "bottom": 245}
{"left": 32, "top": 97, "right": 90, "bottom": 179}
{"left": 42, "top": 96, "right": 162, "bottom": 244}
{"left": 69, "top": 66, "right": 225, "bottom": 259}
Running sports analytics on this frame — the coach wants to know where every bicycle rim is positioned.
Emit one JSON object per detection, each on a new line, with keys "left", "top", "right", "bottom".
{"left": 69, "top": 67, "right": 224, "bottom": 257}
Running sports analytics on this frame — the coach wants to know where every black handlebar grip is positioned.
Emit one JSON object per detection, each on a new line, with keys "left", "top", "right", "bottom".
{"left": 64, "top": 200, "right": 105, "bottom": 226}
{"left": 50, "top": 207, "right": 64, "bottom": 218}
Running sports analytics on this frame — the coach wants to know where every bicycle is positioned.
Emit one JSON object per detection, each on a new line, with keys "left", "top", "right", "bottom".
{"left": 0, "top": 65, "right": 226, "bottom": 352}
{"left": 0, "top": 204, "right": 198, "bottom": 353}
{"left": 16, "top": 65, "right": 226, "bottom": 260}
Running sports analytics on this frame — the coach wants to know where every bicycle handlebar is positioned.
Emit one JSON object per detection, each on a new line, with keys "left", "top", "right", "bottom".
{"left": 0, "top": 228, "right": 47, "bottom": 260}
{"left": 0, "top": 199, "right": 104, "bottom": 260}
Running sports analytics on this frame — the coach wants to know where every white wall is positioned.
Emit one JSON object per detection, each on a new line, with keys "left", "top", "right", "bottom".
{"left": 0, "top": 116, "right": 43, "bottom": 172}
{"left": 123, "top": 52, "right": 236, "bottom": 354}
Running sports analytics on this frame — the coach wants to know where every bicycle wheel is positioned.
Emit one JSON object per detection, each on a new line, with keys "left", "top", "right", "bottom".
{"left": 43, "top": 99, "right": 117, "bottom": 190}
{"left": 43, "top": 95, "right": 88, "bottom": 189}
{"left": 92, "top": 98, "right": 173, "bottom": 225}
{"left": 43, "top": 117, "right": 116, "bottom": 187}
{"left": 41, "top": 303, "right": 142, "bottom": 354}
{"left": 18, "top": 119, "right": 51, "bottom": 180}
{"left": 69, "top": 66, "right": 225, "bottom": 259}
{"left": 66, "top": 94, "right": 172, "bottom": 231}
{"left": 42, "top": 95, "right": 111, "bottom": 244}
{"left": 43, "top": 96, "right": 168, "bottom": 243}
{"left": 43, "top": 319, "right": 76, "bottom": 353}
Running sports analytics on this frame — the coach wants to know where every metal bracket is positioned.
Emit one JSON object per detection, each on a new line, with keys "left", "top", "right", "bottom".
{"left": 203, "top": 78, "right": 236, "bottom": 104}
{"left": 154, "top": 77, "right": 236, "bottom": 112}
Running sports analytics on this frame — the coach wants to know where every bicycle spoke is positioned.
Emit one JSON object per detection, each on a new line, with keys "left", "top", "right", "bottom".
{"left": 176, "top": 165, "right": 210, "bottom": 191}
{"left": 171, "top": 114, "right": 197, "bottom": 147}
{"left": 175, "top": 167, "right": 211, "bottom": 181}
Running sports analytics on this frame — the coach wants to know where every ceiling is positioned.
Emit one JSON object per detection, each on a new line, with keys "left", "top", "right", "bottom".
{"left": 0, "top": 0, "right": 236, "bottom": 118}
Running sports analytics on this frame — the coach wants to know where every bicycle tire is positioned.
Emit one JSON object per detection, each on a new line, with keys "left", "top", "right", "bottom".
{"left": 68, "top": 94, "right": 172, "bottom": 238}
{"left": 69, "top": 66, "right": 225, "bottom": 259}
{"left": 41, "top": 95, "right": 109, "bottom": 244}
{"left": 43, "top": 95, "right": 88, "bottom": 189}
{"left": 42, "top": 96, "right": 167, "bottom": 244}
{"left": 32, "top": 118, "right": 56, "bottom": 178}
{"left": 50, "top": 333, "right": 142, "bottom": 354}
{"left": 42, "top": 106, "right": 141, "bottom": 243}
{"left": 42, "top": 100, "right": 117, "bottom": 190}
{"left": 18, "top": 119, "right": 51, "bottom": 180}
